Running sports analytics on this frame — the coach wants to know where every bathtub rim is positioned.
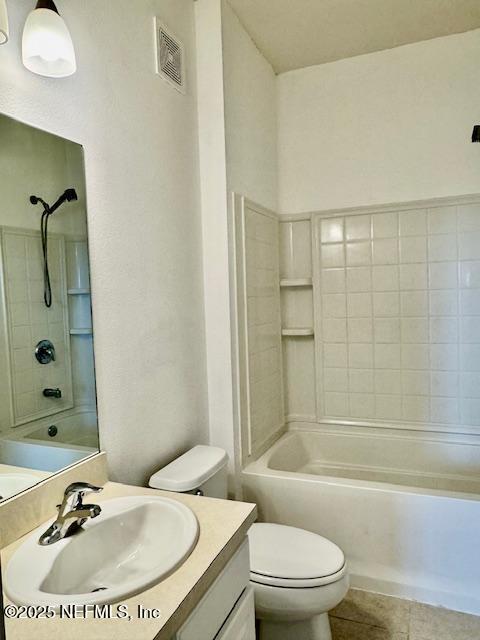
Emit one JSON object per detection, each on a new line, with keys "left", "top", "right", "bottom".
{"left": 243, "top": 428, "right": 480, "bottom": 502}
{"left": 1, "top": 406, "right": 98, "bottom": 452}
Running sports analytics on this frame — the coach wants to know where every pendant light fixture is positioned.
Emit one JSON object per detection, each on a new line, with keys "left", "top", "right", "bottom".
{"left": 22, "top": 0, "right": 76, "bottom": 77}
{"left": 0, "top": 0, "right": 9, "bottom": 44}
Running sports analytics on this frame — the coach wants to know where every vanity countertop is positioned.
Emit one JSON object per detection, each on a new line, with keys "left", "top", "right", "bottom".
{"left": 1, "top": 481, "right": 257, "bottom": 640}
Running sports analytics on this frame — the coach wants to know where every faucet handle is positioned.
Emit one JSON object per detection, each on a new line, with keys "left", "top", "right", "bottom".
{"left": 64, "top": 482, "right": 103, "bottom": 507}
{"left": 65, "top": 482, "right": 103, "bottom": 496}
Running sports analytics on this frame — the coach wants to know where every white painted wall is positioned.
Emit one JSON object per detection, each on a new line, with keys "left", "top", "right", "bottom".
{"left": 208, "top": 2, "right": 279, "bottom": 494}
{"left": 195, "top": 0, "right": 242, "bottom": 495}
{"left": 222, "top": 1, "right": 278, "bottom": 211}
{"left": 277, "top": 29, "right": 480, "bottom": 214}
{"left": 0, "top": 0, "right": 209, "bottom": 486}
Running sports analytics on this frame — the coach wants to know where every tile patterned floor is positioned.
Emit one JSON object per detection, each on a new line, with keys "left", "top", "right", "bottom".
{"left": 330, "top": 589, "right": 480, "bottom": 640}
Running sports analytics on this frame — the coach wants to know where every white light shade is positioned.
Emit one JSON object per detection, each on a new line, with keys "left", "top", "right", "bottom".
{"left": 22, "top": 6, "right": 76, "bottom": 77}
{"left": 0, "top": 0, "right": 9, "bottom": 44}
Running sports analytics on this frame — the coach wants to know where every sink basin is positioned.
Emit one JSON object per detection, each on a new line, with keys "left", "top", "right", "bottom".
{"left": 0, "top": 473, "right": 40, "bottom": 501}
{"left": 5, "top": 495, "right": 199, "bottom": 607}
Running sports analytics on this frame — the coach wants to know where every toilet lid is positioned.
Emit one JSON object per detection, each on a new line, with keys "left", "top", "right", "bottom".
{"left": 248, "top": 523, "right": 345, "bottom": 588}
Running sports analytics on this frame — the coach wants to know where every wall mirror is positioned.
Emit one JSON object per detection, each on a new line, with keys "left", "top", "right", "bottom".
{"left": 0, "top": 113, "right": 99, "bottom": 502}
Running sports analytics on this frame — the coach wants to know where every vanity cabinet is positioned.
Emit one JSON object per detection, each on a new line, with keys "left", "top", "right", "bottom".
{"left": 175, "top": 539, "right": 255, "bottom": 640}
{"left": 215, "top": 587, "right": 255, "bottom": 640}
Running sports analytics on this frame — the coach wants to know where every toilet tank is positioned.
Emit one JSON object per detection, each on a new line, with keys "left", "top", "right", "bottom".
{"left": 149, "top": 445, "right": 228, "bottom": 499}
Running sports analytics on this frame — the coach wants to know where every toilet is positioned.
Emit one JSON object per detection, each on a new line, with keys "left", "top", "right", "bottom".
{"left": 248, "top": 523, "right": 348, "bottom": 640}
{"left": 149, "top": 446, "right": 348, "bottom": 640}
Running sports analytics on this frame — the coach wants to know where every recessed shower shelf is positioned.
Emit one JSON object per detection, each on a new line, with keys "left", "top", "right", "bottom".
{"left": 68, "top": 288, "right": 90, "bottom": 295}
{"left": 281, "top": 328, "right": 314, "bottom": 337}
{"left": 69, "top": 328, "right": 92, "bottom": 335}
{"left": 280, "top": 278, "right": 313, "bottom": 288}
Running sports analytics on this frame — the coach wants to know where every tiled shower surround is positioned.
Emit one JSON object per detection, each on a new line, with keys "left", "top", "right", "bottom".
{"left": 244, "top": 204, "right": 283, "bottom": 454}
{"left": 236, "top": 197, "right": 480, "bottom": 461}
{"left": 318, "top": 203, "right": 480, "bottom": 429}
{"left": 1, "top": 228, "right": 73, "bottom": 425}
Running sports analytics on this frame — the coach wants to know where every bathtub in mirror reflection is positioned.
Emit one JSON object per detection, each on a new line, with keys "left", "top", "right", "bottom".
{"left": 0, "top": 113, "right": 99, "bottom": 501}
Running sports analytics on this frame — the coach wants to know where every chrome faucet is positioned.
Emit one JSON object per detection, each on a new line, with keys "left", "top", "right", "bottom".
{"left": 38, "top": 482, "right": 103, "bottom": 546}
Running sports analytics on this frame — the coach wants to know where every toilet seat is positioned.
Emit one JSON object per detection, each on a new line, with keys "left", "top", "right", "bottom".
{"left": 249, "top": 523, "right": 346, "bottom": 589}
{"left": 250, "top": 565, "right": 347, "bottom": 589}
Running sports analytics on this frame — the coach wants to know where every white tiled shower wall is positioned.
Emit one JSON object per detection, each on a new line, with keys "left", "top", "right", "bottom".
{"left": 244, "top": 205, "right": 283, "bottom": 455}
{"left": 2, "top": 229, "right": 73, "bottom": 426}
{"left": 317, "top": 203, "right": 480, "bottom": 429}
{"left": 279, "top": 220, "right": 316, "bottom": 421}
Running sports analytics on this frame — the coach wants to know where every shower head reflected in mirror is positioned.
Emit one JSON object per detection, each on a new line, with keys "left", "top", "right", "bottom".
{"left": 29, "top": 187, "right": 78, "bottom": 307}
{"left": 29, "top": 188, "right": 78, "bottom": 214}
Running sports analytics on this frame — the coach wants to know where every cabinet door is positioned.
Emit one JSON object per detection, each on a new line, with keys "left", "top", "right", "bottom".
{"left": 215, "top": 586, "right": 255, "bottom": 640}
{"left": 176, "top": 540, "right": 250, "bottom": 640}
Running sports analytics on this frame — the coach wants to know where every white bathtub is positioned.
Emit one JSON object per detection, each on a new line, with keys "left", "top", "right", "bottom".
{"left": 0, "top": 409, "right": 98, "bottom": 473}
{"left": 242, "top": 428, "right": 480, "bottom": 615}
{"left": 18, "top": 410, "right": 99, "bottom": 449}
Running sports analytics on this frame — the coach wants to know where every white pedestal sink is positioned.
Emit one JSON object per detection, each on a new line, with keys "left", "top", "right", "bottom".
{"left": 5, "top": 495, "right": 199, "bottom": 607}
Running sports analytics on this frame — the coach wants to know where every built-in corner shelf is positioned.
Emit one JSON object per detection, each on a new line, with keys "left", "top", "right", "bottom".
{"left": 280, "top": 278, "right": 313, "bottom": 288}
{"left": 68, "top": 288, "right": 91, "bottom": 295}
{"left": 281, "top": 328, "right": 315, "bottom": 337}
{"left": 69, "top": 328, "right": 93, "bottom": 335}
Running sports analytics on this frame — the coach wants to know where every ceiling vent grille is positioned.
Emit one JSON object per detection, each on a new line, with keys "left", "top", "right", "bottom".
{"left": 155, "top": 18, "right": 186, "bottom": 94}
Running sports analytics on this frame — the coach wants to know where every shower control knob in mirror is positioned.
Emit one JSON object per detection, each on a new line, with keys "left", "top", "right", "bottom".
{"left": 35, "top": 339, "right": 56, "bottom": 364}
{"left": 43, "top": 388, "right": 62, "bottom": 399}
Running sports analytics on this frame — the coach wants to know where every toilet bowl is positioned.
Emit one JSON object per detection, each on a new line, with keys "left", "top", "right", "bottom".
{"left": 149, "top": 446, "right": 348, "bottom": 640}
{"left": 249, "top": 523, "right": 349, "bottom": 640}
